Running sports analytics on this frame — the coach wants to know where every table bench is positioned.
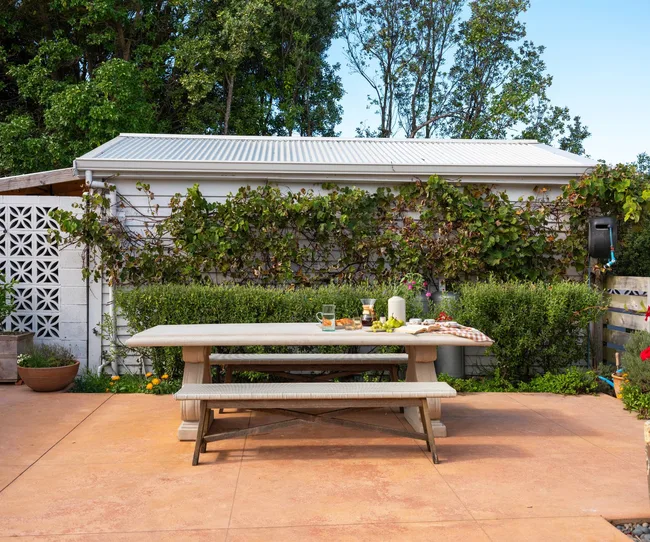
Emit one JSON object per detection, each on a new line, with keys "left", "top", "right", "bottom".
{"left": 175, "top": 381, "right": 457, "bottom": 466}
{"left": 209, "top": 352, "right": 407, "bottom": 382}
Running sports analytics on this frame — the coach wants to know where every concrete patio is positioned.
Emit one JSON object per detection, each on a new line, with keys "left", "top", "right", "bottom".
{"left": 0, "top": 386, "right": 647, "bottom": 541}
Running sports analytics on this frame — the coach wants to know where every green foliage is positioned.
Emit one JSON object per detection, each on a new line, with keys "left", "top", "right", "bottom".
{"left": 621, "top": 331, "right": 650, "bottom": 393}
{"left": 70, "top": 371, "right": 181, "bottom": 395}
{"left": 341, "top": 0, "right": 587, "bottom": 148}
{"left": 17, "top": 344, "right": 76, "bottom": 368}
{"left": 453, "top": 280, "right": 606, "bottom": 382}
{"left": 115, "top": 283, "right": 425, "bottom": 376}
{"left": 561, "top": 163, "right": 650, "bottom": 273}
{"left": 621, "top": 385, "right": 650, "bottom": 419}
{"left": 438, "top": 367, "right": 598, "bottom": 394}
{"left": 53, "top": 176, "right": 576, "bottom": 286}
{"left": 613, "top": 221, "right": 650, "bottom": 277}
{"left": 0, "top": 0, "right": 342, "bottom": 175}
{"left": 519, "top": 367, "right": 598, "bottom": 395}
{"left": 0, "top": 274, "right": 17, "bottom": 327}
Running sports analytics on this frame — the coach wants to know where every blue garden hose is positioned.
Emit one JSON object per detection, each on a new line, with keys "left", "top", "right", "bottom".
{"left": 604, "top": 225, "right": 616, "bottom": 268}
{"left": 598, "top": 375, "right": 614, "bottom": 388}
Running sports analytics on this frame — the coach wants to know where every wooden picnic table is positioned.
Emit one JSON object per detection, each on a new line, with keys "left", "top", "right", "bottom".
{"left": 125, "top": 323, "right": 493, "bottom": 441}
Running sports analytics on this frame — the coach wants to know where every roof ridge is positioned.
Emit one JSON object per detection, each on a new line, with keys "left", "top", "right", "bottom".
{"left": 117, "top": 133, "right": 540, "bottom": 144}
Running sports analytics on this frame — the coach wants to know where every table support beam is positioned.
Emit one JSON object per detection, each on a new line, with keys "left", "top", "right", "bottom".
{"left": 179, "top": 346, "right": 212, "bottom": 441}
{"left": 403, "top": 345, "right": 447, "bottom": 437}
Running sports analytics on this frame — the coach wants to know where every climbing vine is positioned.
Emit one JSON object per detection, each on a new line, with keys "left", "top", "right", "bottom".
{"left": 50, "top": 165, "right": 650, "bottom": 287}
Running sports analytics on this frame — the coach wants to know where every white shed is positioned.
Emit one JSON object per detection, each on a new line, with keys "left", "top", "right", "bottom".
{"left": 0, "top": 134, "right": 598, "bottom": 373}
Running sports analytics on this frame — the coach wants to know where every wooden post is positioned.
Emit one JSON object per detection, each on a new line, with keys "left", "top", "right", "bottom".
{"left": 646, "top": 421, "right": 650, "bottom": 501}
{"left": 590, "top": 260, "right": 604, "bottom": 369}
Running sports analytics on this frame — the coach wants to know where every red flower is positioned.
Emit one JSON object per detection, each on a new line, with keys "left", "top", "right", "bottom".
{"left": 640, "top": 347, "right": 650, "bottom": 362}
{"left": 645, "top": 306, "right": 650, "bottom": 321}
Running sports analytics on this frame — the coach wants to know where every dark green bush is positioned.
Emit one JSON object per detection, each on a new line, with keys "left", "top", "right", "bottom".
{"left": 452, "top": 280, "right": 606, "bottom": 382}
{"left": 116, "top": 283, "right": 425, "bottom": 377}
{"left": 613, "top": 221, "right": 650, "bottom": 277}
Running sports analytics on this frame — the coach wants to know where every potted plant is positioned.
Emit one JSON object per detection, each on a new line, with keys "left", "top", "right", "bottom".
{"left": 0, "top": 274, "right": 34, "bottom": 383}
{"left": 17, "top": 344, "right": 80, "bottom": 392}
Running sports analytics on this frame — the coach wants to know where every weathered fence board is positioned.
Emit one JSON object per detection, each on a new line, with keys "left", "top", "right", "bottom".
{"left": 599, "top": 276, "right": 650, "bottom": 366}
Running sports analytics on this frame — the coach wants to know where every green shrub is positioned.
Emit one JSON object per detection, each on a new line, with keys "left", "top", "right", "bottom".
{"left": 439, "top": 367, "right": 598, "bottom": 395}
{"left": 70, "top": 370, "right": 181, "bottom": 394}
{"left": 116, "top": 283, "right": 426, "bottom": 377}
{"left": 621, "top": 330, "right": 650, "bottom": 392}
{"left": 519, "top": 367, "right": 598, "bottom": 395}
{"left": 17, "top": 344, "right": 76, "bottom": 368}
{"left": 452, "top": 280, "right": 605, "bottom": 382}
{"left": 613, "top": 221, "right": 650, "bottom": 277}
{"left": 619, "top": 330, "right": 650, "bottom": 417}
{"left": 621, "top": 384, "right": 650, "bottom": 418}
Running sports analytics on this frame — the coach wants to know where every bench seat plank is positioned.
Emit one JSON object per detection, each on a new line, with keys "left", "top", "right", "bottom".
{"left": 175, "top": 382, "right": 456, "bottom": 401}
{"left": 209, "top": 353, "right": 408, "bottom": 365}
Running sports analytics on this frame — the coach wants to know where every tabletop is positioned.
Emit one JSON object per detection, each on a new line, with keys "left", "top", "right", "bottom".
{"left": 125, "top": 323, "right": 493, "bottom": 348}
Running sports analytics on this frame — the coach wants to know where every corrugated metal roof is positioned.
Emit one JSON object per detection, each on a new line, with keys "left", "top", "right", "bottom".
{"left": 80, "top": 134, "right": 593, "bottom": 166}
{"left": 74, "top": 134, "right": 597, "bottom": 184}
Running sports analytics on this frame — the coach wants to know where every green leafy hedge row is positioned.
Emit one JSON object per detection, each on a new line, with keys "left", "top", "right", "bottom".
{"left": 452, "top": 280, "right": 606, "bottom": 382}
{"left": 116, "top": 283, "right": 425, "bottom": 377}
{"left": 116, "top": 280, "right": 605, "bottom": 382}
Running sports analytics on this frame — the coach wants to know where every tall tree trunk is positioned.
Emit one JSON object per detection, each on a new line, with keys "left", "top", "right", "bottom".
{"left": 224, "top": 74, "right": 234, "bottom": 135}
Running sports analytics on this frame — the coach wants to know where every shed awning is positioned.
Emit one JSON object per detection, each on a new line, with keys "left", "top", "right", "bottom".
{"left": 74, "top": 134, "right": 598, "bottom": 184}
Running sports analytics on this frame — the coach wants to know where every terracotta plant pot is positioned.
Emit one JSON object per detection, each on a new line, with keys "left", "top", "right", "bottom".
{"left": 18, "top": 361, "right": 80, "bottom": 392}
{"left": 612, "top": 373, "right": 626, "bottom": 399}
{"left": 0, "top": 332, "right": 35, "bottom": 383}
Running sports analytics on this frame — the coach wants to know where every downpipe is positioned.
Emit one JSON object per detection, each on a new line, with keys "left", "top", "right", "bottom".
{"left": 86, "top": 170, "right": 118, "bottom": 376}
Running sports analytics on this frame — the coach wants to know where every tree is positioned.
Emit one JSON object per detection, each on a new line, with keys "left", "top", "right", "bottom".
{"left": 341, "top": 0, "right": 589, "bottom": 152}
{"left": 0, "top": 0, "right": 343, "bottom": 176}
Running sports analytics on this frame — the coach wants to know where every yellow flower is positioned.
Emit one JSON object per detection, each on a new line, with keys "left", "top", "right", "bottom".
{"left": 161, "top": 374, "right": 169, "bottom": 380}
{"left": 146, "top": 383, "right": 153, "bottom": 390}
{"left": 145, "top": 372, "right": 153, "bottom": 378}
{"left": 109, "top": 382, "right": 114, "bottom": 386}
{"left": 105, "top": 388, "right": 110, "bottom": 392}
{"left": 111, "top": 375, "right": 120, "bottom": 381}
{"left": 151, "top": 378, "right": 161, "bottom": 386}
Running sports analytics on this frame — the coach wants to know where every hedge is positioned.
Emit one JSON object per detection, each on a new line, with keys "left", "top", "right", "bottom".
{"left": 116, "top": 283, "right": 426, "bottom": 377}
{"left": 451, "top": 280, "right": 606, "bottom": 382}
{"left": 117, "top": 280, "right": 606, "bottom": 383}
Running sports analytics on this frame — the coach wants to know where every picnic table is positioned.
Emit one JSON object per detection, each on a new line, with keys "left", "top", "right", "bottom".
{"left": 125, "top": 323, "right": 493, "bottom": 440}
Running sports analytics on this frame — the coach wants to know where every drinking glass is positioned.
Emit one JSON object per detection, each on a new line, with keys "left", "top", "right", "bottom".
{"left": 316, "top": 304, "right": 336, "bottom": 332}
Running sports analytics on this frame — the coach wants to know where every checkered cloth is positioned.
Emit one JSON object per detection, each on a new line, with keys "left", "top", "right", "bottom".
{"left": 433, "top": 325, "right": 492, "bottom": 343}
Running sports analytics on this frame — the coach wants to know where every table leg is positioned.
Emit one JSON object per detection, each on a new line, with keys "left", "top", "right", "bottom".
{"left": 178, "top": 346, "right": 212, "bottom": 441}
{"left": 403, "top": 345, "right": 447, "bottom": 437}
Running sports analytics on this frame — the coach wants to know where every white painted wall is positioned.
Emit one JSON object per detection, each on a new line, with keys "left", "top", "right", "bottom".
{"left": 90, "top": 176, "right": 561, "bottom": 375}
{"left": 0, "top": 196, "right": 88, "bottom": 368}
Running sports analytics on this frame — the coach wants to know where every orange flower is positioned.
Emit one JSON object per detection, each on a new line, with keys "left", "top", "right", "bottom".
{"left": 111, "top": 375, "right": 120, "bottom": 381}
{"left": 151, "top": 378, "right": 161, "bottom": 386}
{"left": 161, "top": 374, "right": 169, "bottom": 380}
{"left": 145, "top": 372, "right": 153, "bottom": 378}
{"left": 146, "top": 383, "right": 153, "bottom": 390}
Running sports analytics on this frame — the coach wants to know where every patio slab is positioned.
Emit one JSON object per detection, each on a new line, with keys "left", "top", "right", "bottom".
{"left": 0, "top": 386, "right": 647, "bottom": 540}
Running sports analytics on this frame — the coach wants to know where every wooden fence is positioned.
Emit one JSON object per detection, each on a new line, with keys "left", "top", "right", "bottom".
{"left": 599, "top": 276, "right": 650, "bottom": 365}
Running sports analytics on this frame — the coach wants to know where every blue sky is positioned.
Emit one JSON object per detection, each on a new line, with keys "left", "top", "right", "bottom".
{"left": 328, "top": 0, "right": 650, "bottom": 165}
